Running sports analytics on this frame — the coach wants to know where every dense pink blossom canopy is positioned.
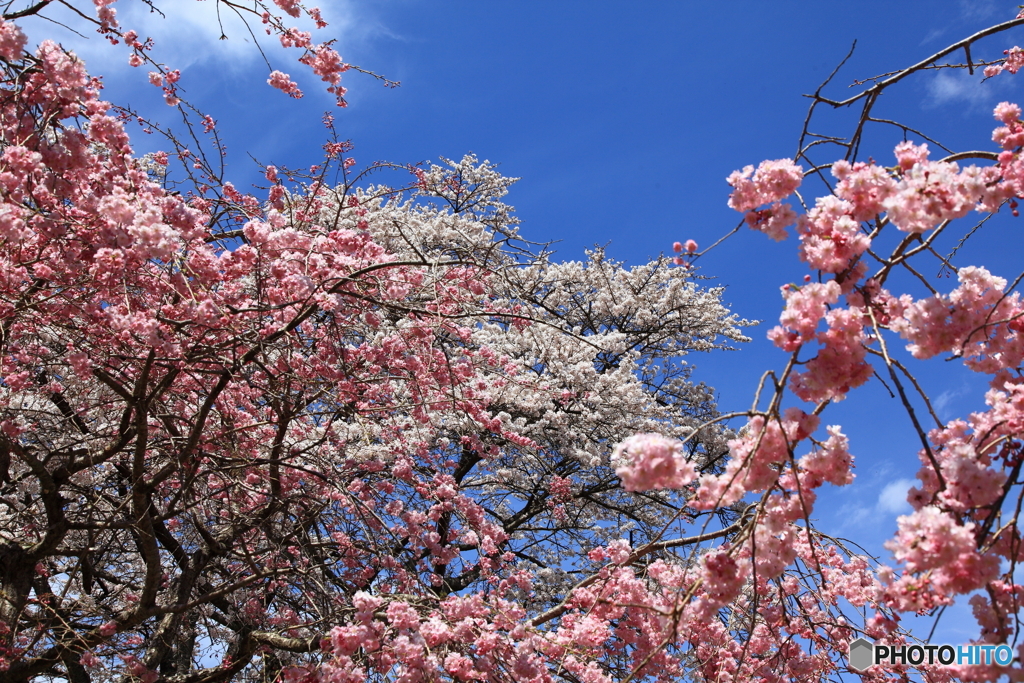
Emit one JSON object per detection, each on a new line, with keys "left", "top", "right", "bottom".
{"left": 2, "top": 2, "right": 1024, "bottom": 682}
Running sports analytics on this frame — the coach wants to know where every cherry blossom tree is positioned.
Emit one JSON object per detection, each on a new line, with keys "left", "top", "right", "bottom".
{"left": 642, "top": 10, "right": 1024, "bottom": 682}
{"left": 10, "top": 1, "right": 1024, "bottom": 682}
{"left": 0, "top": 3, "right": 754, "bottom": 682}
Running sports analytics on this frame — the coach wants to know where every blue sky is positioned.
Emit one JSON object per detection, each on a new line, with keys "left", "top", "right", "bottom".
{"left": 20, "top": 0, "right": 1024, "bottom": 647}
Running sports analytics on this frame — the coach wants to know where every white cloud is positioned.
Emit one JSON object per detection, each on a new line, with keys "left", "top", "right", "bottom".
{"left": 919, "top": 27, "right": 947, "bottom": 47}
{"left": 932, "top": 386, "right": 966, "bottom": 422}
{"left": 926, "top": 70, "right": 988, "bottom": 106}
{"left": 876, "top": 478, "right": 916, "bottom": 515}
{"left": 959, "top": 0, "right": 998, "bottom": 21}
{"left": 920, "top": 0, "right": 998, "bottom": 47}
{"left": 923, "top": 68, "right": 1004, "bottom": 112}
{"left": 835, "top": 503, "right": 872, "bottom": 528}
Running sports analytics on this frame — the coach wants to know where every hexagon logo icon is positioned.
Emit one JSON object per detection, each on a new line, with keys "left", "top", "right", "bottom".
{"left": 848, "top": 637, "right": 875, "bottom": 672}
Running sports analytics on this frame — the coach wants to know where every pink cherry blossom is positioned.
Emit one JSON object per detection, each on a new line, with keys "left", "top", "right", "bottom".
{"left": 744, "top": 201, "right": 797, "bottom": 240}
{"left": 797, "top": 195, "right": 871, "bottom": 272}
{"left": 611, "top": 433, "right": 697, "bottom": 491}
{"left": 6, "top": 4, "right": 1024, "bottom": 682}
{"left": 727, "top": 158, "right": 804, "bottom": 212}
{"left": 267, "top": 69, "right": 303, "bottom": 98}
{"left": 0, "top": 20, "right": 27, "bottom": 60}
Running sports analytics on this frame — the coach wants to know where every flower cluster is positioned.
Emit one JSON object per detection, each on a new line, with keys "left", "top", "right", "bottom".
{"left": 611, "top": 433, "right": 697, "bottom": 491}
{"left": 727, "top": 159, "right": 804, "bottom": 240}
{"left": 0, "top": 16, "right": 757, "bottom": 680}
{"left": 708, "top": 74, "right": 1024, "bottom": 678}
